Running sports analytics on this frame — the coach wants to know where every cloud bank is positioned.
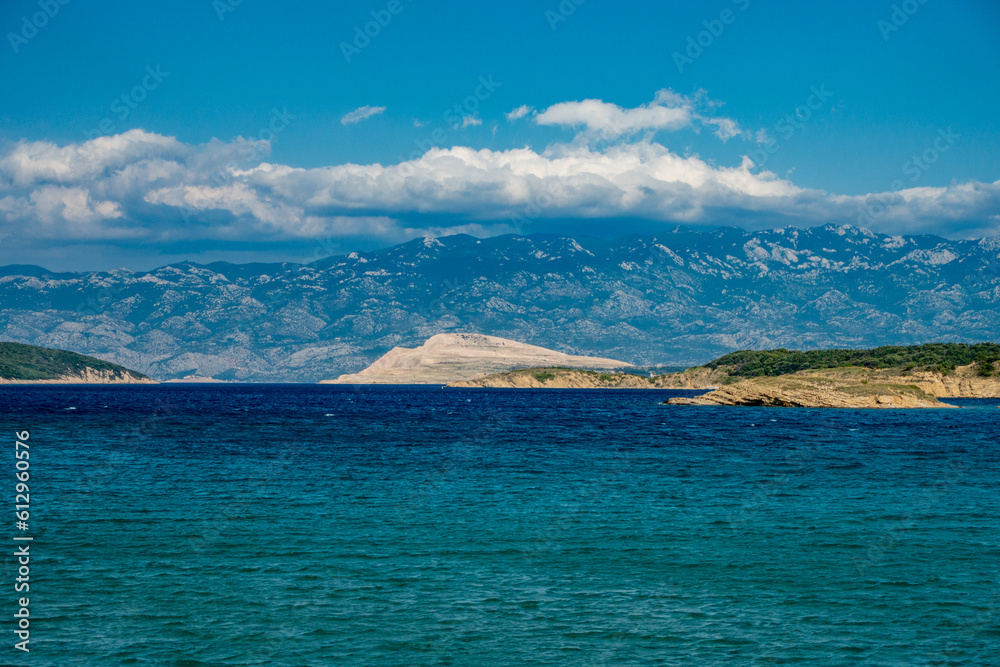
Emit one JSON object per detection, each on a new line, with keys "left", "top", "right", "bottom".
{"left": 1, "top": 91, "right": 998, "bottom": 267}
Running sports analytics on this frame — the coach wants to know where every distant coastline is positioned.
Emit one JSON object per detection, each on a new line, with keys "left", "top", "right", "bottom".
{"left": 5, "top": 339, "right": 1000, "bottom": 410}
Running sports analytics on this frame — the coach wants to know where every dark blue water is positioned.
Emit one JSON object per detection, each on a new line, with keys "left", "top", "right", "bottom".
{"left": 2, "top": 385, "right": 999, "bottom": 665}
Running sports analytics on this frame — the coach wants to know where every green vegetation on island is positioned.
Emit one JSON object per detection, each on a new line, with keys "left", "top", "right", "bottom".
{"left": 0, "top": 342, "right": 149, "bottom": 381}
{"left": 452, "top": 343, "right": 1000, "bottom": 402}
{"left": 703, "top": 343, "right": 1000, "bottom": 378}
{"left": 452, "top": 366, "right": 666, "bottom": 389}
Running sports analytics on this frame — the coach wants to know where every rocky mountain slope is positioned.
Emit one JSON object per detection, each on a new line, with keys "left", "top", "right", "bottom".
{"left": 1, "top": 224, "right": 999, "bottom": 382}
{"left": 325, "top": 333, "right": 630, "bottom": 384}
{"left": 0, "top": 342, "right": 152, "bottom": 384}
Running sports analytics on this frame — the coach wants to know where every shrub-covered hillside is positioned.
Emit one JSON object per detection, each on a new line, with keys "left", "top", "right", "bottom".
{"left": 0, "top": 342, "right": 147, "bottom": 380}
{"left": 703, "top": 343, "right": 1000, "bottom": 378}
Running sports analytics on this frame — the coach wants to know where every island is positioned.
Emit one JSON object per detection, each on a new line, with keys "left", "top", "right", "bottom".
{"left": 665, "top": 344, "right": 1000, "bottom": 408}
{"left": 322, "top": 333, "right": 632, "bottom": 385}
{"left": 450, "top": 343, "right": 1000, "bottom": 408}
{"left": 0, "top": 342, "right": 153, "bottom": 384}
{"left": 448, "top": 366, "right": 713, "bottom": 389}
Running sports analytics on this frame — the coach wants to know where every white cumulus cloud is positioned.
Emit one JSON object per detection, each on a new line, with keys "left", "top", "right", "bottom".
{"left": 506, "top": 105, "right": 534, "bottom": 122}
{"left": 0, "top": 112, "right": 998, "bottom": 265}
{"left": 534, "top": 89, "right": 750, "bottom": 142}
{"left": 340, "top": 105, "right": 386, "bottom": 125}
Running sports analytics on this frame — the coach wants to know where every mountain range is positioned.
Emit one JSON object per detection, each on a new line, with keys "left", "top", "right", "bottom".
{"left": 1, "top": 224, "right": 998, "bottom": 382}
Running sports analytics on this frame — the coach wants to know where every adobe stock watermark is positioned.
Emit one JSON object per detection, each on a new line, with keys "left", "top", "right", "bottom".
{"left": 13, "top": 430, "right": 33, "bottom": 654}
{"left": 726, "top": 444, "right": 820, "bottom": 532}
{"left": 748, "top": 85, "right": 834, "bottom": 168}
{"left": 75, "top": 280, "right": 126, "bottom": 318}
{"left": 877, "top": 0, "right": 930, "bottom": 41}
{"left": 856, "top": 127, "right": 959, "bottom": 226}
{"left": 394, "top": 75, "right": 500, "bottom": 166}
{"left": 901, "top": 127, "right": 958, "bottom": 182}
{"left": 7, "top": 0, "right": 71, "bottom": 54}
{"left": 213, "top": 0, "right": 244, "bottom": 21}
{"left": 178, "top": 107, "right": 295, "bottom": 224}
{"left": 961, "top": 255, "right": 1000, "bottom": 292}
{"left": 545, "top": 0, "right": 587, "bottom": 31}
{"left": 508, "top": 125, "right": 622, "bottom": 226}
{"left": 853, "top": 460, "right": 966, "bottom": 575}
{"left": 59, "top": 397, "right": 177, "bottom": 517}
{"left": 672, "top": 0, "right": 751, "bottom": 73}
{"left": 187, "top": 444, "right": 301, "bottom": 554}
{"left": 306, "top": 75, "right": 500, "bottom": 264}
{"left": 340, "top": 0, "right": 413, "bottom": 64}
{"left": 82, "top": 66, "right": 169, "bottom": 141}
{"left": 509, "top": 179, "right": 569, "bottom": 228}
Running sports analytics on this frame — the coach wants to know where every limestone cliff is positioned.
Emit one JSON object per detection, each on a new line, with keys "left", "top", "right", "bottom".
{"left": 894, "top": 364, "right": 1000, "bottom": 398}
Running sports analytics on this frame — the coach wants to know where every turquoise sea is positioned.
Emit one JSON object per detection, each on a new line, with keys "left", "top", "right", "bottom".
{"left": 2, "top": 385, "right": 999, "bottom": 665}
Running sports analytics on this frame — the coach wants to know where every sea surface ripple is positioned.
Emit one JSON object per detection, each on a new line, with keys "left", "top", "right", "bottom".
{"left": 2, "top": 385, "right": 998, "bottom": 665}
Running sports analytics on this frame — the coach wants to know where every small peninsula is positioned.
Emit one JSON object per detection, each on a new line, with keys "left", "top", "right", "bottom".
{"left": 0, "top": 342, "right": 153, "bottom": 384}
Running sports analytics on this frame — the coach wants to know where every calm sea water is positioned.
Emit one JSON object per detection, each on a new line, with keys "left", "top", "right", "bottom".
{"left": 2, "top": 385, "right": 998, "bottom": 666}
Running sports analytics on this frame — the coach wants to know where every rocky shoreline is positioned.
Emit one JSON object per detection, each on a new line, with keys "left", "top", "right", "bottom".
{"left": 448, "top": 366, "right": 723, "bottom": 389}
{"left": 666, "top": 375, "right": 951, "bottom": 409}
{"left": 450, "top": 368, "right": 653, "bottom": 388}
{"left": 666, "top": 365, "right": 1000, "bottom": 409}
{"left": 454, "top": 361, "right": 1000, "bottom": 409}
{"left": 0, "top": 368, "right": 155, "bottom": 385}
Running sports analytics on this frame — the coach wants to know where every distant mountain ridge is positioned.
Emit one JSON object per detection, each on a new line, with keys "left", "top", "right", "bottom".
{"left": 1, "top": 224, "right": 998, "bottom": 382}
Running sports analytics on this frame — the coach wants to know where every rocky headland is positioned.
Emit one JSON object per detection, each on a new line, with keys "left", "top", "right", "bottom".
{"left": 0, "top": 342, "right": 154, "bottom": 384}
{"left": 666, "top": 364, "right": 1000, "bottom": 409}
{"left": 666, "top": 370, "right": 947, "bottom": 408}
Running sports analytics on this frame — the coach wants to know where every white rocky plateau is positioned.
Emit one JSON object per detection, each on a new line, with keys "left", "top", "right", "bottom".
{"left": 322, "top": 333, "right": 631, "bottom": 385}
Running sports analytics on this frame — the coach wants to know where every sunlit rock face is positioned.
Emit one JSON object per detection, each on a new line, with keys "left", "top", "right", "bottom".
{"left": 323, "top": 333, "right": 631, "bottom": 385}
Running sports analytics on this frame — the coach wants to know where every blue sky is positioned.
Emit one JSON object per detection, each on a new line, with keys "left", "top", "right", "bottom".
{"left": 1, "top": 0, "right": 999, "bottom": 270}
